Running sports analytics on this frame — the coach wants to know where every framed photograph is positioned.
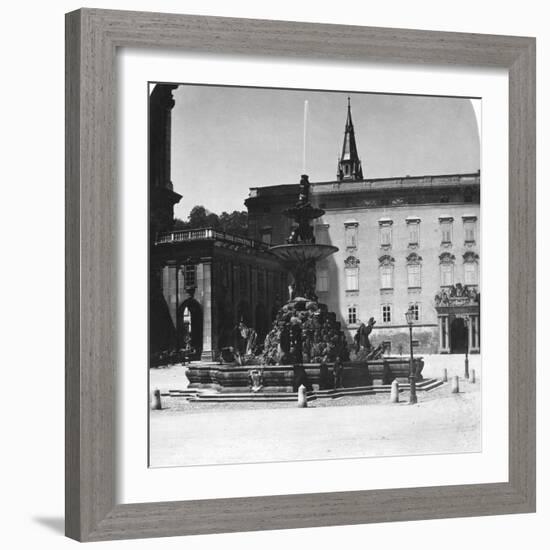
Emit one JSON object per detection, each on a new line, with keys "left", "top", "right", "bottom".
{"left": 65, "top": 8, "right": 536, "bottom": 542}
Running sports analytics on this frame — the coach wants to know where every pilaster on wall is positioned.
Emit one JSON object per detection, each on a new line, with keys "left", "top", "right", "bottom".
{"left": 438, "top": 315, "right": 450, "bottom": 353}
{"left": 199, "top": 262, "right": 214, "bottom": 361}
{"left": 162, "top": 264, "right": 178, "bottom": 328}
{"left": 469, "top": 314, "right": 480, "bottom": 353}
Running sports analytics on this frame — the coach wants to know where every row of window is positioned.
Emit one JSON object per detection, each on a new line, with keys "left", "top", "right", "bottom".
{"left": 260, "top": 216, "right": 477, "bottom": 248}
{"left": 317, "top": 260, "right": 478, "bottom": 293}
{"left": 333, "top": 216, "right": 477, "bottom": 249}
{"left": 347, "top": 303, "right": 420, "bottom": 325}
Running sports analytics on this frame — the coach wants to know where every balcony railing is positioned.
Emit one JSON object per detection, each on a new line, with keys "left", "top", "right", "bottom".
{"left": 155, "top": 228, "right": 269, "bottom": 251}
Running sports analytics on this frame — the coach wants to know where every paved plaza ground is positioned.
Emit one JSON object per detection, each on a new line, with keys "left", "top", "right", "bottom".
{"left": 149, "top": 354, "right": 481, "bottom": 467}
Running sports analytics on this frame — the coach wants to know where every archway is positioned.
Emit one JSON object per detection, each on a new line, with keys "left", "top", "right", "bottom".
{"left": 178, "top": 298, "right": 203, "bottom": 359}
{"left": 450, "top": 317, "right": 468, "bottom": 354}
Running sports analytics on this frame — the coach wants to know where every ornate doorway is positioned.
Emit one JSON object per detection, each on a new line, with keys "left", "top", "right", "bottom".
{"left": 435, "top": 284, "right": 480, "bottom": 354}
{"left": 450, "top": 317, "right": 468, "bottom": 354}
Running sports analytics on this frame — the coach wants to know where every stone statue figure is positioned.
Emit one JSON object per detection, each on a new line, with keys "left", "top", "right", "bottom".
{"left": 286, "top": 175, "right": 316, "bottom": 245}
{"left": 236, "top": 322, "right": 258, "bottom": 356}
{"left": 435, "top": 285, "right": 478, "bottom": 307}
{"left": 248, "top": 369, "right": 263, "bottom": 392}
{"left": 287, "top": 219, "right": 315, "bottom": 245}
{"left": 354, "top": 317, "right": 376, "bottom": 351}
{"left": 366, "top": 344, "right": 385, "bottom": 360}
{"left": 297, "top": 173, "right": 311, "bottom": 204}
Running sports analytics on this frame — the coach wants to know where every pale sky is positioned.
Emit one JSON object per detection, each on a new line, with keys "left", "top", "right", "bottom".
{"left": 168, "top": 84, "right": 480, "bottom": 220}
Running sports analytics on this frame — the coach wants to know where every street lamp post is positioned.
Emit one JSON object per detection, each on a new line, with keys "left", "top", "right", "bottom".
{"left": 405, "top": 306, "right": 417, "bottom": 404}
{"left": 464, "top": 316, "right": 470, "bottom": 379}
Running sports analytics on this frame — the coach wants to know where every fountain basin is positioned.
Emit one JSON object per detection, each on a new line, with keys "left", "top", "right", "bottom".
{"left": 284, "top": 204, "right": 325, "bottom": 220}
{"left": 269, "top": 243, "right": 338, "bottom": 266}
{"left": 186, "top": 357, "right": 424, "bottom": 393}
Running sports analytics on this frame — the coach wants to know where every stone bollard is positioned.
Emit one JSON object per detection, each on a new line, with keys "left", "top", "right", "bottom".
{"left": 451, "top": 376, "right": 460, "bottom": 394}
{"left": 390, "top": 380, "right": 399, "bottom": 403}
{"left": 297, "top": 384, "right": 308, "bottom": 408}
{"left": 151, "top": 389, "right": 162, "bottom": 410}
{"left": 442, "top": 368, "right": 448, "bottom": 382}
{"left": 470, "top": 369, "right": 476, "bottom": 384}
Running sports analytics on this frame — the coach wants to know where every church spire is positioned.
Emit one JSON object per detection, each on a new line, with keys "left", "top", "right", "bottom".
{"left": 337, "top": 97, "right": 363, "bottom": 181}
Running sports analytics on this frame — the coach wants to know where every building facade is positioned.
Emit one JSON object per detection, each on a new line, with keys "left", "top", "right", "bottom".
{"left": 152, "top": 229, "right": 286, "bottom": 361}
{"left": 246, "top": 100, "right": 480, "bottom": 354}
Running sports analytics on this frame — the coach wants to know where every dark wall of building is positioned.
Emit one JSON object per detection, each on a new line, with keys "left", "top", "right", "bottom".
{"left": 152, "top": 236, "right": 287, "bottom": 360}
{"left": 149, "top": 84, "right": 182, "bottom": 240}
{"left": 245, "top": 184, "right": 299, "bottom": 245}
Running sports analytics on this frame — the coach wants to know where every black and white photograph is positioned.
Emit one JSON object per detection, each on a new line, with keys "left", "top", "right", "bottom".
{"left": 148, "top": 83, "right": 481, "bottom": 468}
{"left": 2, "top": 0, "right": 542, "bottom": 546}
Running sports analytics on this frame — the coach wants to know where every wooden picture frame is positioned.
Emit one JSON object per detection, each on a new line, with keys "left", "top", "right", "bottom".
{"left": 65, "top": 8, "right": 536, "bottom": 542}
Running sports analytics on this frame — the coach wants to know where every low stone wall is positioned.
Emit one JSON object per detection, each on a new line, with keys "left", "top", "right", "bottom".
{"left": 186, "top": 357, "right": 424, "bottom": 393}
{"left": 370, "top": 327, "right": 439, "bottom": 355}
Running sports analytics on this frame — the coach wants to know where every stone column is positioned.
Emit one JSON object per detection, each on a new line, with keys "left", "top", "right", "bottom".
{"left": 468, "top": 315, "right": 474, "bottom": 351}
{"left": 251, "top": 267, "right": 257, "bottom": 324}
{"left": 233, "top": 265, "right": 239, "bottom": 308}
{"left": 473, "top": 315, "right": 480, "bottom": 352}
{"left": 200, "top": 262, "right": 214, "bottom": 361}
{"left": 163, "top": 262, "right": 178, "bottom": 329}
{"left": 175, "top": 263, "right": 180, "bottom": 348}
{"left": 440, "top": 315, "right": 450, "bottom": 353}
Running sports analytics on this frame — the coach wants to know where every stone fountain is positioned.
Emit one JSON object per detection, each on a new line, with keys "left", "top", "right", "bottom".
{"left": 260, "top": 175, "right": 348, "bottom": 368}
{"left": 186, "top": 174, "right": 424, "bottom": 394}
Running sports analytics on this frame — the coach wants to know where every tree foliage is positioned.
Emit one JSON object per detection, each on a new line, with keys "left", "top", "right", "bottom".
{"left": 174, "top": 205, "right": 248, "bottom": 237}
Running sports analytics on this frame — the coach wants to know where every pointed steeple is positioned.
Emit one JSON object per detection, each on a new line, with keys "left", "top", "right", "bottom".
{"left": 337, "top": 97, "right": 363, "bottom": 181}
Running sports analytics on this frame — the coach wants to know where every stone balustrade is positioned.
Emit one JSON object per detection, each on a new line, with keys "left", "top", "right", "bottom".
{"left": 155, "top": 228, "right": 268, "bottom": 250}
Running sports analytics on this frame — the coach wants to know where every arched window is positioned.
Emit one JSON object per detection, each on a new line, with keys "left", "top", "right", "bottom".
{"left": 379, "top": 255, "right": 395, "bottom": 290}
{"left": 344, "top": 256, "right": 360, "bottom": 291}
{"left": 406, "top": 253, "right": 423, "bottom": 289}
{"left": 317, "top": 267, "right": 329, "bottom": 292}
{"left": 463, "top": 251, "right": 480, "bottom": 285}
{"left": 315, "top": 224, "right": 330, "bottom": 245}
{"left": 439, "top": 252, "right": 456, "bottom": 287}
